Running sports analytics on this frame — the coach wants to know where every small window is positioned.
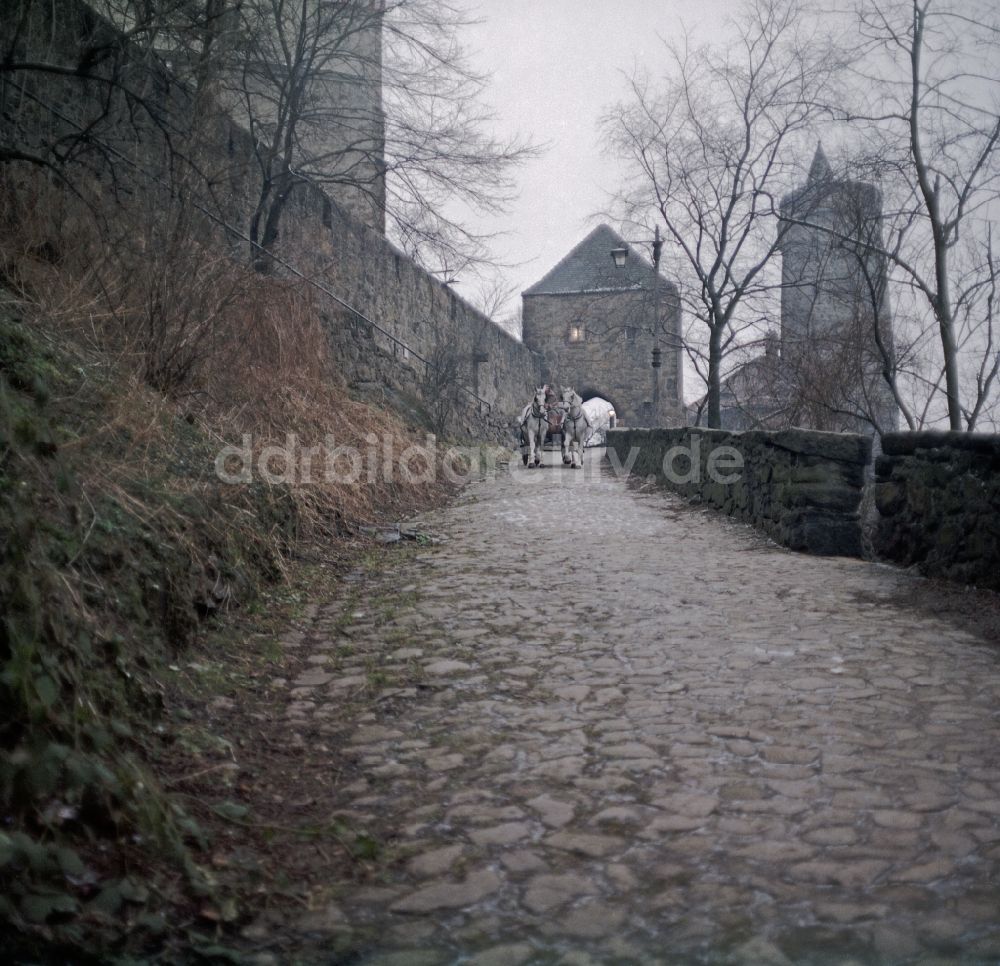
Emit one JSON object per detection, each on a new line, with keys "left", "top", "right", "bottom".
{"left": 624, "top": 326, "right": 638, "bottom": 341}
{"left": 568, "top": 323, "right": 585, "bottom": 343}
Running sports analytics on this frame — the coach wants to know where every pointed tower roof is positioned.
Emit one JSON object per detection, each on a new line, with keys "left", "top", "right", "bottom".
{"left": 808, "top": 141, "right": 833, "bottom": 183}
{"left": 523, "top": 224, "right": 664, "bottom": 296}
{"left": 780, "top": 140, "right": 846, "bottom": 218}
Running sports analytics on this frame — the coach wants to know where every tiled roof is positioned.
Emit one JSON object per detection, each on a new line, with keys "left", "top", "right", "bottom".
{"left": 523, "top": 224, "right": 667, "bottom": 296}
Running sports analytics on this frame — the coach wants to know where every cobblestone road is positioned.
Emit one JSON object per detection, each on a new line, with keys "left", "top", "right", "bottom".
{"left": 276, "top": 449, "right": 1000, "bottom": 965}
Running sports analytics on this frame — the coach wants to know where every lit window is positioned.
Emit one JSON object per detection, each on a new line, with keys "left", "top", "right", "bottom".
{"left": 568, "top": 324, "right": 584, "bottom": 343}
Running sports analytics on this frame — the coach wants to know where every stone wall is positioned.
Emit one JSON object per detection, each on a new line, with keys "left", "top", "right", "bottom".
{"left": 3, "top": 0, "right": 543, "bottom": 441}
{"left": 606, "top": 427, "right": 872, "bottom": 556}
{"left": 276, "top": 204, "right": 542, "bottom": 437}
{"left": 873, "top": 432, "right": 1000, "bottom": 590}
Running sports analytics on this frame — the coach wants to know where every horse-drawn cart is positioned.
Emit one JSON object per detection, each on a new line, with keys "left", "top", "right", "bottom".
{"left": 519, "top": 386, "right": 591, "bottom": 469}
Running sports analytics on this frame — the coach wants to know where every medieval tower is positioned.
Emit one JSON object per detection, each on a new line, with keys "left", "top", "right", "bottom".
{"left": 521, "top": 225, "right": 684, "bottom": 427}
{"left": 312, "top": 0, "right": 387, "bottom": 232}
{"left": 777, "top": 143, "right": 897, "bottom": 434}
{"left": 207, "top": 0, "right": 387, "bottom": 234}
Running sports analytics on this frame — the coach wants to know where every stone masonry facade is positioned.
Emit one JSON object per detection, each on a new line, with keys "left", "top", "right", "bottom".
{"left": 718, "top": 145, "right": 898, "bottom": 435}
{"left": 274, "top": 196, "right": 543, "bottom": 435}
{"left": 523, "top": 291, "right": 678, "bottom": 427}
{"left": 522, "top": 225, "right": 684, "bottom": 427}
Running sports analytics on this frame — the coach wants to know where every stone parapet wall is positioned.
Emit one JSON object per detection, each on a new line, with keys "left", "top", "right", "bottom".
{"left": 873, "top": 432, "right": 1000, "bottom": 590}
{"left": 606, "top": 427, "right": 871, "bottom": 556}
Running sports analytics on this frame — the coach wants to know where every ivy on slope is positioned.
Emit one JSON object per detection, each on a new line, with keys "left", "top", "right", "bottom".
{"left": 0, "top": 306, "right": 298, "bottom": 962}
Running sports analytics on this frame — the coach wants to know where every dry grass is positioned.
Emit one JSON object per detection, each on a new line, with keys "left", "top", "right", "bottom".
{"left": 0, "top": 169, "right": 464, "bottom": 958}
{"left": 0, "top": 172, "right": 455, "bottom": 563}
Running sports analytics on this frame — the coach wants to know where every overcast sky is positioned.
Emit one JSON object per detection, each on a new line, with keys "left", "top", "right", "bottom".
{"left": 453, "top": 0, "right": 737, "bottom": 318}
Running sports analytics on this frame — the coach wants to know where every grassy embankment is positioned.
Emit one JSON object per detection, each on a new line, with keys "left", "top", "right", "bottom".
{"left": 0, "top": 180, "right": 470, "bottom": 962}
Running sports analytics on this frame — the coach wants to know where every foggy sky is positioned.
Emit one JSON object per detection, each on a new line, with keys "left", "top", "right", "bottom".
{"left": 454, "top": 0, "right": 737, "bottom": 318}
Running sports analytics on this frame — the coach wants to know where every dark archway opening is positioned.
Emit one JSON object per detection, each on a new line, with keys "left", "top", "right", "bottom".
{"left": 578, "top": 387, "right": 620, "bottom": 413}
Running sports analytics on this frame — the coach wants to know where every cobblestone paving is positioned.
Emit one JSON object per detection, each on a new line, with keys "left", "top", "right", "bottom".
{"left": 276, "top": 449, "right": 1000, "bottom": 965}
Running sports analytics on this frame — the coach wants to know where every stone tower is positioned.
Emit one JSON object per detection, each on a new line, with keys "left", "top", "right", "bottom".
{"left": 777, "top": 144, "right": 897, "bottom": 433}
{"left": 216, "top": 0, "right": 387, "bottom": 234}
{"left": 316, "top": 0, "right": 386, "bottom": 232}
{"left": 521, "top": 225, "right": 683, "bottom": 427}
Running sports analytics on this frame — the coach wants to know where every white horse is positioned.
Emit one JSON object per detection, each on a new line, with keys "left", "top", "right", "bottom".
{"left": 519, "top": 387, "right": 548, "bottom": 468}
{"left": 559, "top": 387, "right": 592, "bottom": 469}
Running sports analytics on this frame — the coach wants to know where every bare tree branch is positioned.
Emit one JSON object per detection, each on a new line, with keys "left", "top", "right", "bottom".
{"left": 602, "top": 0, "right": 845, "bottom": 427}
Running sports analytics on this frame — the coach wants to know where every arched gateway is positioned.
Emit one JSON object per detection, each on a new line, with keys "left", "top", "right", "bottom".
{"left": 577, "top": 387, "right": 618, "bottom": 410}
{"left": 521, "top": 224, "right": 685, "bottom": 427}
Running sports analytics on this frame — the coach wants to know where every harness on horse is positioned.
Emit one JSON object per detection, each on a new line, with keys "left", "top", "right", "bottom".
{"left": 521, "top": 401, "right": 547, "bottom": 428}
{"left": 521, "top": 387, "right": 564, "bottom": 430}
{"left": 563, "top": 403, "right": 591, "bottom": 431}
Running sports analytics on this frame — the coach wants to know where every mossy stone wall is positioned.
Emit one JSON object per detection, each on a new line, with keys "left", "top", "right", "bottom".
{"left": 606, "top": 427, "right": 871, "bottom": 557}
{"left": 873, "top": 432, "right": 1000, "bottom": 590}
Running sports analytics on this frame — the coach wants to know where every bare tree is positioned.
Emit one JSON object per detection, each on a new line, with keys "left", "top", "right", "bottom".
{"left": 234, "top": 0, "right": 534, "bottom": 272}
{"left": 841, "top": 0, "right": 1000, "bottom": 430}
{"left": 3, "top": 1, "right": 164, "bottom": 176}
{"left": 3, "top": 0, "right": 534, "bottom": 281}
{"left": 470, "top": 274, "right": 520, "bottom": 337}
{"left": 602, "top": 0, "right": 845, "bottom": 427}
{"left": 420, "top": 332, "right": 466, "bottom": 437}
{"left": 235, "top": 0, "right": 381, "bottom": 255}
{"left": 1, "top": 0, "right": 233, "bottom": 166}
{"left": 709, "top": 331, "right": 790, "bottom": 428}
